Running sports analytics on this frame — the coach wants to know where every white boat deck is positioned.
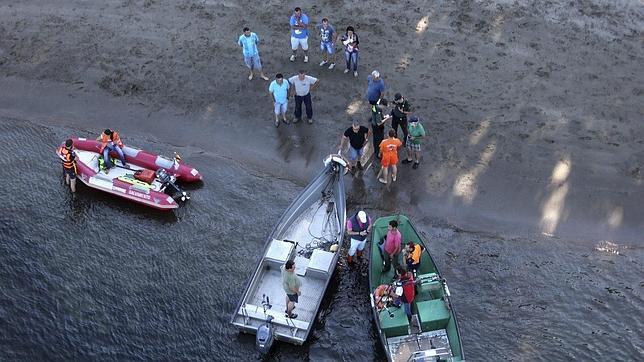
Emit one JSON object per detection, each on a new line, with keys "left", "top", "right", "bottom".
{"left": 232, "top": 192, "right": 343, "bottom": 344}
{"left": 76, "top": 150, "right": 163, "bottom": 191}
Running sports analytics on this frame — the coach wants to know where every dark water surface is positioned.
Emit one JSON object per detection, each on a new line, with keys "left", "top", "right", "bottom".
{"left": 1, "top": 119, "right": 642, "bottom": 361}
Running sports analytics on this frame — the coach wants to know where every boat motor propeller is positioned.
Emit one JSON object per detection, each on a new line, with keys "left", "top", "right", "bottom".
{"left": 155, "top": 168, "right": 190, "bottom": 202}
{"left": 255, "top": 294, "right": 275, "bottom": 354}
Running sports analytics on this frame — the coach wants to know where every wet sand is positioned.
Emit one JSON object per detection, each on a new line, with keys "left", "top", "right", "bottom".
{"left": 1, "top": 0, "right": 643, "bottom": 360}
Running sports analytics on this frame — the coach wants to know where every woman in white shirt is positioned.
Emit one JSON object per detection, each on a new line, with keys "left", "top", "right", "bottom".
{"left": 340, "top": 26, "right": 360, "bottom": 77}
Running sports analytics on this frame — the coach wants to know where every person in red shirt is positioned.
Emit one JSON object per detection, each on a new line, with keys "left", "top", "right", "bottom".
{"left": 395, "top": 266, "right": 416, "bottom": 321}
{"left": 377, "top": 129, "right": 402, "bottom": 184}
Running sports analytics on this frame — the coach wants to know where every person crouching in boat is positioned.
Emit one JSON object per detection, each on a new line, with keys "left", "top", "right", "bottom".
{"left": 404, "top": 242, "right": 423, "bottom": 275}
{"left": 373, "top": 284, "right": 399, "bottom": 310}
{"left": 345, "top": 210, "right": 372, "bottom": 266}
{"left": 97, "top": 128, "right": 127, "bottom": 170}
{"left": 58, "top": 139, "right": 77, "bottom": 193}
{"left": 395, "top": 266, "right": 416, "bottom": 322}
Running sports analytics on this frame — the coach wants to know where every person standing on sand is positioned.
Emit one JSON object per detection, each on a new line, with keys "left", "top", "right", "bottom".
{"left": 289, "top": 7, "right": 310, "bottom": 63}
{"left": 366, "top": 70, "right": 385, "bottom": 105}
{"left": 402, "top": 116, "right": 426, "bottom": 169}
{"left": 371, "top": 98, "right": 392, "bottom": 159}
{"left": 339, "top": 119, "right": 370, "bottom": 173}
{"left": 340, "top": 26, "right": 359, "bottom": 77}
{"left": 237, "top": 27, "right": 269, "bottom": 81}
{"left": 316, "top": 18, "right": 336, "bottom": 69}
{"left": 391, "top": 92, "right": 412, "bottom": 146}
{"left": 288, "top": 70, "right": 319, "bottom": 124}
{"left": 268, "top": 73, "right": 290, "bottom": 127}
{"left": 377, "top": 129, "right": 403, "bottom": 184}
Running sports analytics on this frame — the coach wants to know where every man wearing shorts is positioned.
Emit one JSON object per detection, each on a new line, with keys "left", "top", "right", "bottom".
{"left": 402, "top": 116, "right": 426, "bottom": 169}
{"left": 281, "top": 259, "right": 301, "bottom": 319}
{"left": 268, "top": 73, "right": 290, "bottom": 127}
{"left": 237, "top": 27, "right": 269, "bottom": 81}
{"left": 340, "top": 119, "right": 369, "bottom": 173}
{"left": 316, "top": 18, "right": 336, "bottom": 69}
{"left": 377, "top": 129, "right": 403, "bottom": 184}
{"left": 345, "top": 210, "right": 372, "bottom": 266}
{"left": 289, "top": 7, "right": 309, "bottom": 63}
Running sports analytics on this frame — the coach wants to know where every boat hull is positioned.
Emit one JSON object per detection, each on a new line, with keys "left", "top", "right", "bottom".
{"left": 231, "top": 156, "right": 347, "bottom": 345}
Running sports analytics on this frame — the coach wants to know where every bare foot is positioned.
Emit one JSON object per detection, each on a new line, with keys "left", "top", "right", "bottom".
{"left": 260, "top": 74, "right": 269, "bottom": 81}
{"left": 248, "top": 73, "right": 253, "bottom": 80}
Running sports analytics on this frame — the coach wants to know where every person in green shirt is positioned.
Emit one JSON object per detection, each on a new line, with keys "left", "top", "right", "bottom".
{"left": 402, "top": 116, "right": 426, "bottom": 169}
{"left": 281, "top": 259, "right": 302, "bottom": 319}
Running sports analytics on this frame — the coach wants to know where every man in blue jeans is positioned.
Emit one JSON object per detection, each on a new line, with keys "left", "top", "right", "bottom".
{"left": 288, "top": 70, "right": 319, "bottom": 124}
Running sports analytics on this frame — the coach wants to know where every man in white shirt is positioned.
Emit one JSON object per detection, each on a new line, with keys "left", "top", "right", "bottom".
{"left": 288, "top": 70, "right": 320, "bottom": 124}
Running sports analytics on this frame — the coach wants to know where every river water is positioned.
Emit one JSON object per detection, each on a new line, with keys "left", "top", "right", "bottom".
{"left": 1, "top": 118, "right": 642, "bottom": 361}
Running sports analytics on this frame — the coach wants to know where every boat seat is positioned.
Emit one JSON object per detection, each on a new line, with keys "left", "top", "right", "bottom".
{"left": 379, "top": 305, "right": 410, "bottom": 338}
{"left": 415, "top": 273, "right": 442, "bottom": 302}
{"left": 240, "top": 304, "right": 310, "bottom": 331}
{"left": 305, "top": 249, "right": 335, "bottom": 279}
{"left": 264, "top": 239, "right": 295, "bottom": 268}
{"left": 416, "top": 299, "right": 450, "bottom": 332}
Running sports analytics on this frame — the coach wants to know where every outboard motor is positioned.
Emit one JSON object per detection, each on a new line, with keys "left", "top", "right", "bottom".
{"left": 155, "top": 168, "right": 190, "bottom": 202}
{"left": 255, "top": 294, "right": 275, "bottom": 354}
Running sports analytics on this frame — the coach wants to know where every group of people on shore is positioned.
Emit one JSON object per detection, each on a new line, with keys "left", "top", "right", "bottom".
{"left": 238, "top": 7, "right": 427, "bottom": 185}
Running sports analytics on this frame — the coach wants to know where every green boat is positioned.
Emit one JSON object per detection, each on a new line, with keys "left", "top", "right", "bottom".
{"left": 369, "top": 215, "right": 464, "bottom": 361}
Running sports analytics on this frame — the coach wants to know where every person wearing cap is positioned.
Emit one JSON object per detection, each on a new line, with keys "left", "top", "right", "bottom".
{"left": 237, "top": 26, "right": 269, "bottom": 81}
{"left": 57, "top": 138, "right": 77, "bottom": 193}
{"left": 366, "top": 70, "right": 385, "bottom": 105}
{"left": 346, "top": 210, "right": 372, "bottom": 265}
{"left": 339, "top": 119, "right": 370, "bottom": 173}
{"left": 402, "top": 116, "right": 426, "bottom": 169}
{"left": 370, "top": 98, "right": 392, "bottom": 159}
{"left": 391, "top": 93, "right": 412, "bottom": 146}
{"left": 281, "top": 259, "right": 302, "bottom": 319}
{"left": 97, "top": 128, "right": 127, "bottom": 170}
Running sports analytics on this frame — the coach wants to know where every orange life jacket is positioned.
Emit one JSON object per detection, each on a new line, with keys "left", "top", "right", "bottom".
{"left": 58, "top": 146, "right": 76, "bottom": 170}
{"left": 100, "top": 131, "right": 124, "bottom": 152}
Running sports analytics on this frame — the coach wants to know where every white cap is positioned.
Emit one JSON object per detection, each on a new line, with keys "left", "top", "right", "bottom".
{"left": 371, "top": 70, "right": 380, "bottom": 78}
{"left": 357, "top": 211, "right": 367, "bottom": 223}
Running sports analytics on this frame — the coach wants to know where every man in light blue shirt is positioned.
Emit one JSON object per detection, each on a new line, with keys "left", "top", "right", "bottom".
{"left": 268, "top": 73, "right": 290, "bottom": 127}
{"left": 237, "top": 27, "right": 269, "bottom": 81}
{"left": 289, "top": 7, "right": 309, "bottom": 63}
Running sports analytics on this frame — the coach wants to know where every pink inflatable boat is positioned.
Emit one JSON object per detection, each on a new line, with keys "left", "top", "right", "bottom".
{"left": 57, "top": 137, "right": 202, "bottom": 210}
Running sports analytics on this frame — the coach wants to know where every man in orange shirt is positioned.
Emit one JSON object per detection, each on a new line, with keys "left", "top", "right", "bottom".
{"left": 377, "top": 129, "right": 402, "bottom": 184}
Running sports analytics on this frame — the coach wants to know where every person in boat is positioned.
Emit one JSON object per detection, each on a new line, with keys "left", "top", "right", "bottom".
{"left": 281, "top": 259, "right": 302, "bottom": 319}
{"left": 373, "top": 284, "right": 399, "bottom": 311}
{"left": 395, "top": 266, "right": 416, "bottom": 322}
{"left": 379, "top": 220, "right": 402, "bottom": 273}
{"left": 57, "top": 138, "right": 77, "bottom": 193}
{"left": 97, "top": 128, "right": 127, "bottom": 170}
{"left": 345, "top": 210, "right": 372, "bottom": 266}
{"left": 404, "top": 242, "right": 423, "bottom": 274}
